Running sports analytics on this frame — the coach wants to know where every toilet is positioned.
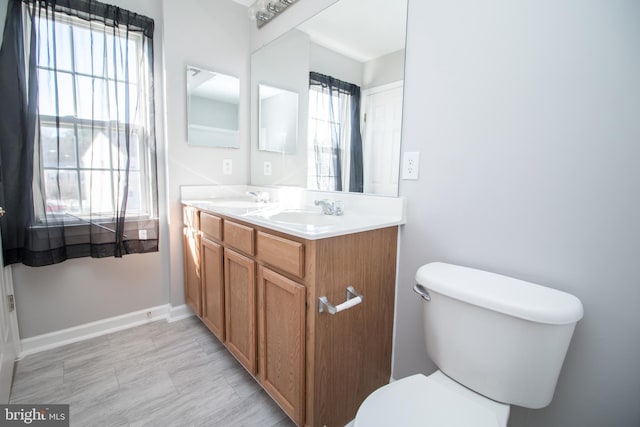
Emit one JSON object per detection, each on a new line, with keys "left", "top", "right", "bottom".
{"left": 354, "top": 262, "right": 584, "bottom": 427}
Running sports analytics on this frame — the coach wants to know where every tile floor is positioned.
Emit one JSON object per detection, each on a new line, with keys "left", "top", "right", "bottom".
{"left": 10, "top": 316, "right": 296, "bottom": 427}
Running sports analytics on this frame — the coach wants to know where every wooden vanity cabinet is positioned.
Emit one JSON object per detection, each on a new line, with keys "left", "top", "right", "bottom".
{"left": 182, "top": 205, "right": 398, "bottom": 427}
{"left": 307, "top": 227, "right": 398, "bottom": 427}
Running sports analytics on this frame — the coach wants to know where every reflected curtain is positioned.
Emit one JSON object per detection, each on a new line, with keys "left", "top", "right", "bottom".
{"left": 0, "top": 0, "right": 158, "bottom": 267}
{"left": 308, "top": 71, "right": 363, "bottom": 192}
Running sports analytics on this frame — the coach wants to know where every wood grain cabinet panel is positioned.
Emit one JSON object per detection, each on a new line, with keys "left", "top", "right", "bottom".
{"left": 224, "top": 220, "right": 255, "bottom": 255}
{"left": 201, "top": 237, "right": 225, "bottom": 341}
{"left": 224, "top": 248, "right": 257, "bottom": 375}
{"left": 310, "top": 227, "right": 398, "bottom": 427}
{"left": 258, "top": 266, "right": 306, "bottom": 426}
{"left": 257, "top": 232, "right": 305, "bottom": 278}
{"left": 183, "top": 226, "right": 201, "bottom": 317}
{"left": 200, "top": 212, "right": 222, "bottom": 241}
{"left": 183, "top": 205, "right": 200, "bottom": 230}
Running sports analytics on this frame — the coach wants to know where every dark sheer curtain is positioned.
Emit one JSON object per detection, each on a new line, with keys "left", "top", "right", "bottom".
{"left": 308, "top": 71, "right": 363, "bottom": 192}
{"left": 0, "top": 0, "right": 158, "bottom": 267}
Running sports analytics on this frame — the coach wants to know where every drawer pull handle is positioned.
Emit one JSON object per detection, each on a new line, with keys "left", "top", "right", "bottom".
{"left": 318, "top": 286, "right": 364, "bottom": 314}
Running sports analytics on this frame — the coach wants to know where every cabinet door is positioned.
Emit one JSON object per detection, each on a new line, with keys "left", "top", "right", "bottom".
{"left": 183, "top": 226, "right": 201, "bottom": 316}
{"left": 224, "top": 248, "right": 257, "bottom": 375}
{"left": 258, "top": 266, "right": 306, "bottom": 426}
{"left": 201, "top": 237, "right": 224, "bottom": 341}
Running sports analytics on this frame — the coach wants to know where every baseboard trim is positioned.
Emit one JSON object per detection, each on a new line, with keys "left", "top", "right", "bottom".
{"left": 167, "top": 304, "right": 194, "bottom": 323}
{"left": 19, "top": 304, "right": 194, "bottom": 359}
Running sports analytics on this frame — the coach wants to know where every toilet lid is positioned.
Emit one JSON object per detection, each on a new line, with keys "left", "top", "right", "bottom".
{"left": 354, "top": 373, "right": 508, "bottom": 427}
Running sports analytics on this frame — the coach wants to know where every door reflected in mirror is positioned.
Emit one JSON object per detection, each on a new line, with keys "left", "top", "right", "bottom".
{"left": 187, "top": 66, "right": 240, "bottom": 148}
{"left": 250, "top": 0, "right": 407, "bottom": 196}
{"left": 259, "top": 84, "right": 298, "bottom": 154}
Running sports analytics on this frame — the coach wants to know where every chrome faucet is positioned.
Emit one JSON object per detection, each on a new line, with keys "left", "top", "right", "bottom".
{"left": 246, "top": 191, "right": 270, "bottom": 203}
{"left": 314, "top": 199, "right": 344, "bottom": 216}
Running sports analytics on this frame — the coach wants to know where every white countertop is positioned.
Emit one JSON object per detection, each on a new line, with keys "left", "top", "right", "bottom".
{"left": 181, "top": 187, "right": 406, "bottom": 240}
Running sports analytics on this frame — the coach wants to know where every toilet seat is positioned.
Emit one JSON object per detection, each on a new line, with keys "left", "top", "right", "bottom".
{"left": 354, "top": 371, "right": 510, "bottom": 427}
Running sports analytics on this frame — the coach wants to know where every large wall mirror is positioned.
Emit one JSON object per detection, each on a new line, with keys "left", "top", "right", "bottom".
{"left": 250, "top": 0, "right": 408, "bottom": 196}
{"left": 187, "top": 66, "right": 240, "bottom": 148}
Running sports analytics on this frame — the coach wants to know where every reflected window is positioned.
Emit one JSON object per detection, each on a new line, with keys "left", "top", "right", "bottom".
{"left": 307, "top": 72, "right": 363, "bottom": 192}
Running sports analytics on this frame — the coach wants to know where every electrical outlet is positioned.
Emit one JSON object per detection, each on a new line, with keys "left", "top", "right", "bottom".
{"left": 402, "top": 151, "right": 420, "bottom": 180}
{"left": 138, "top": 229, "right": 148, "bottom": 240}
{"left": 222, "top": 159, "right": 232, "bottom": 175}
{"left": 264, "top": 161, "right": 272, "bottom": 176}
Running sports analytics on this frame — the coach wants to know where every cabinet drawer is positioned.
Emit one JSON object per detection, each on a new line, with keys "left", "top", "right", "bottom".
{"left": 201, "top": 212, "right": 222, "bottom": 241}
{"left": 183, "top": 205, "right": 199, "bottom": 229}
{"left": 224, "top": 220, "right": 255, "bottom": 255}
{"left": 257, "top": 232, "right": 305, "bottom": 278}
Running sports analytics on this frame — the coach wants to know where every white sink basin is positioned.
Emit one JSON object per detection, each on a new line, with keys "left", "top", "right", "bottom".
{"left": 256, "top": 209, "right": 341, "bottom": 226}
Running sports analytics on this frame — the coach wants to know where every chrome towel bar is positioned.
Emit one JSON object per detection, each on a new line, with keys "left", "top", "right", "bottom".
{"left": 318, "top": 286, "right": 364, "bottom": 314}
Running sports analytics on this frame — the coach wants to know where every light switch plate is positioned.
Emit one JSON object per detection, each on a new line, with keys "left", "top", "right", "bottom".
{"left": 402, "top": 151, "right": 420, "bottom": 180}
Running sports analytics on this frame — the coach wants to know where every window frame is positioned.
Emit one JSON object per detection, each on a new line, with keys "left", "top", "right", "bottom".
{"left": 26, "top": 5, "right": 157, "bottom": 226}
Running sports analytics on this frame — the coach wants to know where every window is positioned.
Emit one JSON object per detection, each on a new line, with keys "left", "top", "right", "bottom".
{"left": 307, "top": 86, "right": 352, "bottom": 191}
{"left": 33, "top": 11, "right": 155, "bottom": 222}
{"left": 307, "top": 72, "right": 363, "bottom": 193}
{"left": 0, "top": 0, "right": 158, "bottom": 266}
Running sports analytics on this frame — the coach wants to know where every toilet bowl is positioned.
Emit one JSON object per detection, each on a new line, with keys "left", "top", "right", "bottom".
{"left": 354, "top": 371, "right": 509, "bottom": 427}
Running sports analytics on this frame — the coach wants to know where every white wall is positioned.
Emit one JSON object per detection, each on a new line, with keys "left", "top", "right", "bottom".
{"left": 13, "top": 255, "right": 165, "bottom": 337}
{"left": 310, "top": 42, "right": 363, "bottom": 86}
{"left": 10, "top": 0, "right": 170, "bottom": 339}
{"left": 163, "top": 0, "right": 250, "bottom": 306}
{"left": 395, "top": 1, "right": 640, "bottom": 426}
{"left": 362, "top": 49, "right": 404, "bottom": 89}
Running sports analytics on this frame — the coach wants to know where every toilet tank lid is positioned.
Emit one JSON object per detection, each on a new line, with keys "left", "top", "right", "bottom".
{"left": 416, "top": 262, "right": 584, "bottom": 325}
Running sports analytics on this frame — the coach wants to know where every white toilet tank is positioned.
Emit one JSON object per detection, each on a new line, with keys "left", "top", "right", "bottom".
{"left": 415, "top": 262, "right": 583, "bottom": 409}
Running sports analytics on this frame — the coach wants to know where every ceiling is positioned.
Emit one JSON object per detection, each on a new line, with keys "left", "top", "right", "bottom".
{"left": 231, "top": 0, "right": 407, "bottom": 63}
{"left": 298, "top": 0, "right": 407, "bottom": 63}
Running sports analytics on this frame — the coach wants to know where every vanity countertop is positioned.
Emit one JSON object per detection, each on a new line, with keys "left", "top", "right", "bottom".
{"left": 182, "top": 197, "right": 405, "bottom": 240}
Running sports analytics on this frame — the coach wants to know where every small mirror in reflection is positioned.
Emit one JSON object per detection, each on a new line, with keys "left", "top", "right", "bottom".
{"left": 187, "top": 66, "right": 240, "bottom": 148}
{"left": 258, "top": 84, "right": 298, "bottom": 154}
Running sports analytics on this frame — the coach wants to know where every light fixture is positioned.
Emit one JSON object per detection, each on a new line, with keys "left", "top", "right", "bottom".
{"left": 248, "top": 0, "right": 298, "bottom": 28}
